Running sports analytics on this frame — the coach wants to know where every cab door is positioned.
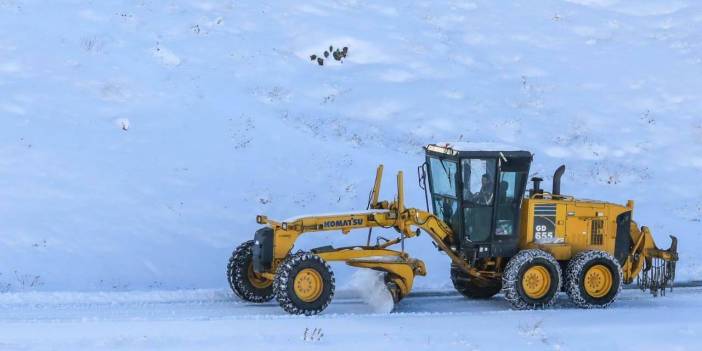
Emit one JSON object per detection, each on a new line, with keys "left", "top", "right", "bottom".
{"left": 461, "top": 158, "right": 497, "bottom": 246}
{"left": 492, "top": 157, "right": 530, "bottom": 256}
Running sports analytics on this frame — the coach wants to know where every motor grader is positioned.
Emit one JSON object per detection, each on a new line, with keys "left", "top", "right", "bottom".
{"left": 227, "top": 143, "right": 678, "bottom": 315}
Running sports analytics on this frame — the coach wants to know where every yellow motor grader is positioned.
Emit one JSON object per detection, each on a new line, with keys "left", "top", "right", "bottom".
{"left": 227, "top": 143, "right": 678, "bottom": 315}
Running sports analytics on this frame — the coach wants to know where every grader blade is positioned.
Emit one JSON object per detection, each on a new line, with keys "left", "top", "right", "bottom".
{"left": 346, "top": 256, "right": 427, "bottom": 303}
{"left": 312, "top": 244, "right": 427, "bottom": 302}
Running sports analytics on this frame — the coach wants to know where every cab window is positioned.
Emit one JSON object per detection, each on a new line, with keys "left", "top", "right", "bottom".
{"left": 495, "top": 171, "right": 526, "bottom": 236}
{"left": 428, "top": 157, "right": 459, "bottom": 230}
{"left": 462, "top": 158, "right": 496, "bottom": 242}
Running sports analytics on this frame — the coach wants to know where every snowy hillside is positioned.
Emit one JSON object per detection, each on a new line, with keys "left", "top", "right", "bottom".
{"left": 1, "top": 0, "right": 701, "bottom": 292}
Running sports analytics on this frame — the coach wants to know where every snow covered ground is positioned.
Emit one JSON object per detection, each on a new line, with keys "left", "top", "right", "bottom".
{"left": 0, "top": 287, "right": 700, "bottom": 350}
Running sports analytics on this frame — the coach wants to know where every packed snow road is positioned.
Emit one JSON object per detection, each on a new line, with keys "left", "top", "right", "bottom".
{"left": 0, "top": 287, "right": 700, "bottom": 350}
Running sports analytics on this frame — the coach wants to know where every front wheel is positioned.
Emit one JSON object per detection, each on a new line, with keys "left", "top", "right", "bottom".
{"left": 502, "top": 249, "right": 562, "bottom": 310}
{"left": 274, "top": 252, "right": 335, "bottom": 315}
{"left": 227, "top": 240, "right": 274, "bottom": 302}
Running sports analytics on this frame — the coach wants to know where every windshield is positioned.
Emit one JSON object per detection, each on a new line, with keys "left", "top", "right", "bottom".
{"left": 429, "top": 157, "right": 457, "bottom": 196}
{"left": 428, "top": 157, "right": 459, "bottom": 228}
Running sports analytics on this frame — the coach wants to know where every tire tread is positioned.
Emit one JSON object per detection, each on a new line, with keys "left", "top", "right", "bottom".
{"left": 226, "top": 240, "right": 274, "bottom": 303}
{"left": 273, "top": 251, "right": 335, "bottom": 315}
{"left": 502, "top": 249, "right": 562, "bottom": 310}
{"left": 565, "top": 250, "right": 622, "bottom": 309}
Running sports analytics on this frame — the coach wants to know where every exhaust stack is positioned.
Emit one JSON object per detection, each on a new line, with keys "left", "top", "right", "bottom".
{"left": 552, "top": 165, "right": 565, "bottom": 196}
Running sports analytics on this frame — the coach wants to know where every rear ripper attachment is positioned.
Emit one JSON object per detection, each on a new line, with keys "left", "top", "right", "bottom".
{"left": 635, "top": 234, "right": 678, "bottom": 296}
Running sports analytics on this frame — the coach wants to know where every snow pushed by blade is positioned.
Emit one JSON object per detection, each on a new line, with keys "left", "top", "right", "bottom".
{"left": 348, "top": 269, "right": 394, "bottom": 313}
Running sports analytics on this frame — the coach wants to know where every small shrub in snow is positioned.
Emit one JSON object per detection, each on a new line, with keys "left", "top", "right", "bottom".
{"left": 11, "top": 270, "right": 43, "bottom": 291}
{"left": 81, "top": 36, "right": 106, "bottom": 53}
{"left": 309, "top": 45, "right": 349, "bottom": 66}
{"left": 302, "top": 327, "right": 324, "bottom": 342}
{"left": 115, "top": 118, "right": 130, "bottom": 131}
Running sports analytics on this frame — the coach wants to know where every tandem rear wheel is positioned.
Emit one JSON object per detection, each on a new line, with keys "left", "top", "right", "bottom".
{"left": 502, "top": 249, "right": 562, "bottom": 310}
{"left": 502, "top": 249, "right": 623, "bottom": 310}
{"left": 565, "top": 250, "right": 623, "bottom": 308}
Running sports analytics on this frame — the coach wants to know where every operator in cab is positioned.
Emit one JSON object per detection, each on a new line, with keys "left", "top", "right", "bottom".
{"left": 468, "top": 174, "right": 494, "bottom": 205}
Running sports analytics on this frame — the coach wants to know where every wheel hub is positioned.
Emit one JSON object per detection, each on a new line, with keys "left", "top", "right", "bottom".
{"left": 247, "top": 262, "right": 272, "bottom": 289}
{"left": 522, "top": 265, "right": 551, "bottom": 299}
{"left": 294, "top": 268, "right": 324, "bottom": 302}
{"left": 584, "top": 264, "right": 613, "bottom": 298}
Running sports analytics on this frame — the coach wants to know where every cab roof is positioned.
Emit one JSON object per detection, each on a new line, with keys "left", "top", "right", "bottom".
{"left": 425, "top": 142, "right": 532, "bottom": 159}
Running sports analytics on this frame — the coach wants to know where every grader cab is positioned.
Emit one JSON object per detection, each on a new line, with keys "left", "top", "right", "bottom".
{"left": 227, "top": 143, "right": 678, "bottom": 315}
{"left": 424, "top": 145, "right": 532, "bottom": 260}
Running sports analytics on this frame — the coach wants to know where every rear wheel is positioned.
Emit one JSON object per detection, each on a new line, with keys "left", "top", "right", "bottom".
{"left": 227, "top": 240, "right": 274, "bottom": 302}
{"left": 502, "top": 249, "right": 562, "bottom": 309}
{"left": 450, "top": 265, "right": 501, "bottom": 299}
{"left": 565, "top": 250, "right": 622, "bottom": 308}
{"left": 274, "top": 252, "right": 335, "bottom": 315}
